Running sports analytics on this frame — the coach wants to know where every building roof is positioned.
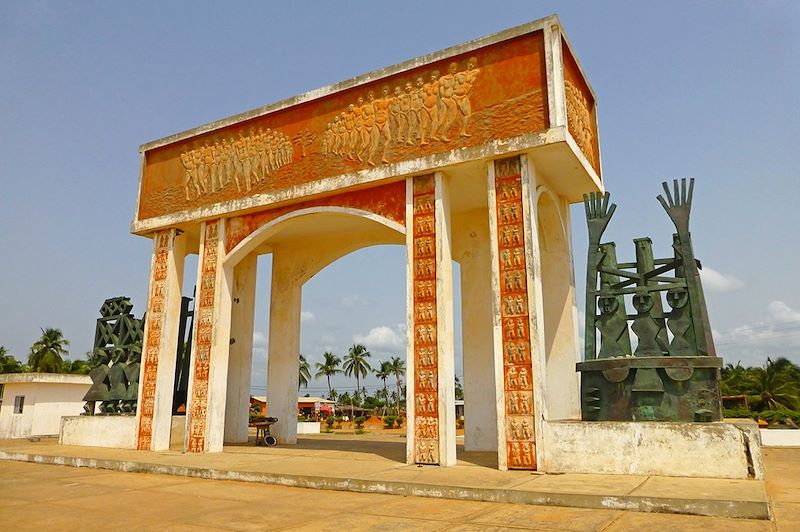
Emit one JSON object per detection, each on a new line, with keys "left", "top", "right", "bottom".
{"left": 0, "top": 373, "right": 92, "bottom": 385}
{"left": 249, "top": 395, "right": 336, "bottom": 405}
{"left": 298, "top": 396, "right": 336, "bottom": 404}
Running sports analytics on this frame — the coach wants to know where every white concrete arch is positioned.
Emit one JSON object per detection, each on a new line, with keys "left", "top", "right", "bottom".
{"left": 224, "top": 206, "right": 405, "bottom": 269}
{"left": 534, "top": 184, "right": 581, "bottom": 421}
{"left": 534, "top": 185, "right": 568, "bottom": 251}
{"left": 219, "top": 205, "right": 406, "bottom": 446}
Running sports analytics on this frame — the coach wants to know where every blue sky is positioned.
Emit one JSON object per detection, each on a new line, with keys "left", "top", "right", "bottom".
{"left": 1, "top": 2, "right": 798, "bottom": 396}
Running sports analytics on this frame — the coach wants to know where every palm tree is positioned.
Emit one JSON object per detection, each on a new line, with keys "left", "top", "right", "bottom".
{"left": 0, "top": 346, "right": 24, "bottom": 374}
{"left": 298, "top": 354, "right": 312, "bottom": 390}
{"left": 745, "top": 357, "right": 800, "bottom": 411}
{"left": 374, "top": 360, "right": 392, "bottom": 416}
{"left": 388, "top": 356, "right": 406, "bottom": 416}
{"left": 28, "top": 328, "right": 69, "bottom": 373}
{"left": 455, "top": 376, "right": 464, "bottom": 400}
{"left": 343, "top": 344, "right": 372, "bottom": 417}
{"left": 315, "top": 351, "right": 342, "bottom": 399}
{"left": 62, "top": 358, "right": 91, "bottom": 375}
{"left": 721, "top": 361, "right": 749, "bottom": 396}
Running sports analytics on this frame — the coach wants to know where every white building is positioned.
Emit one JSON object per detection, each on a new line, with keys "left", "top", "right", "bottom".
{"left": 0, "top": 373, "right": 91, "bottom": 439}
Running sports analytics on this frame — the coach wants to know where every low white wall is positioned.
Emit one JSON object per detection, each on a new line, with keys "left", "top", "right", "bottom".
{"left": 0, "top": 382, "right": 89, "bottom": 438}
{"left": 760, "top": 429, "right": 800, "bottom": 447}
{"left": 541, "top": 419, "right": 764, "bottom": 479}
{"left": 59, "top": 416, "right": 137, "bottom": 449}
{"left": 297, "top": 421, "right": 320, "bottom": 435}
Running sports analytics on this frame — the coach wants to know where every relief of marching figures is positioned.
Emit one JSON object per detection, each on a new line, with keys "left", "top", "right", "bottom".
{"left": 322, "top": 57, "right": 480, "bottom": 166}
{"left": 181, "top": 128, "right": 294, "bottom": 201}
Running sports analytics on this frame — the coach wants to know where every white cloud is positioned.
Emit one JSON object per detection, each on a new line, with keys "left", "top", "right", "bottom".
{"left": 700, "top": 266, "right": 744, "bottom": 293}
{"left": 252, "top": 331, "right": 267, "bottom": 350}
{"left": 714, "top": 300, "right": 800, "bottom": 366}
{"left": 301, "top": 311, "right": 315, "bottom": 322}
{"left": 767, "top": 301, "right": 800, "bottom": 324}
{"left": 353, "top": 325, "right": 405, "bottom": 352}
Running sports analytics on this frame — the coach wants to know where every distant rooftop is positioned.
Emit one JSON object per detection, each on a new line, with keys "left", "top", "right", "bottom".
{"left": 0, "top": 373, "right": 92, "bottom": 385}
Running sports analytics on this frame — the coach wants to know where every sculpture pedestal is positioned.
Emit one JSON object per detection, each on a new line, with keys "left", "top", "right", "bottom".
{"left": 577, "top": 356, "right": 722, "bottom": 422}
{"left": 541, "top": 419, "right": 763, "bottom": 479}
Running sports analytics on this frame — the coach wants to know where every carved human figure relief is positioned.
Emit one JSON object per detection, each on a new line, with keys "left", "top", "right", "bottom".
{"left": 565, "top": 80, "right": 596, "bottom": 169}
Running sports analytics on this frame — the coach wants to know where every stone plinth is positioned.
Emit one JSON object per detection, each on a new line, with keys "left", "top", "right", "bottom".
{"left": 541, "top": 419, "right": 763, "bottom": 479}
{"left": 60, "top": 416, "right": 137, "bottom": 449}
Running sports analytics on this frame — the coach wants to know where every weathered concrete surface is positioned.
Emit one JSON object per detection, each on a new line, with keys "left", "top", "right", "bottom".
{"left": 0, "top": 433, "right": 769, "bottom": 519}
{"left": 542, "top": 419, "right": 764, "bottom": 479}
{"left": 59, "top": 416, "right": 137, "bottom": 449}
{"left": 0, "top": 460, "right": 775, "bottom": 531}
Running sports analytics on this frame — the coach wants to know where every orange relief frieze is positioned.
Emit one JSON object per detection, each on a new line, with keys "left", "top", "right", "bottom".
{"left": 562, "top": 40, "right": 599, "bottom": 176}
{"left": 187, "top": 220, "right": 219, "bottom": 453}
{"left": 412, "top": 174, "right": 439, "bottom": 465}
{"left": 137, "top": 231, "right": 170, "bottom": 450}
{"left": 139, "top": 32, "right": 548, "bottom": 221}
{"left": 225, "top": 181, "right": 406, "bottom": 253}
{"left": 494, "top": 156, "right": 536, "bottom": 470}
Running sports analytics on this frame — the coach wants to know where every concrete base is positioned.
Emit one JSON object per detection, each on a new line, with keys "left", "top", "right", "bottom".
{"left": 0, "top": 435, "right": 770, "bottom": 520}
{"left": 541, "top": 419, "right": 764, "bottom": 480}
{"left": 760, "top": 429, "right": 800, "bottom": 447}
{"left": 297, "top": 422, "right": 321, "bottom": 435}
{"left": 59, "top": 416, "right": 137, "bottom": 449}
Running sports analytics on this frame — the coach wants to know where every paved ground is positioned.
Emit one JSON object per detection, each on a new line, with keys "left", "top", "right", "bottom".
{"left": 0, "top": 440, "right": 796, "bottom": 530}
{"left": 0, "top": 460, "right": 775, "bottom": 531}
{"left": 0, "top": 433, "right": 770, "bottom": 518}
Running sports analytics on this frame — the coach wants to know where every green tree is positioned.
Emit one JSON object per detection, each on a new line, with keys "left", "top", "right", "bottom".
{"left": 720, "top": 361, "right": 749, "bottom": 396}
{"left": 343, "top": 344, "right": 372, "bottom": 417}
{"left": 0, "top": 346, "right": 24, "bottom": 374}
{"left": 389, "top": 356, "right": 406, "bottom": 416}
{"left": 62, "top": 358, "right": 91, "bottom": 375}
{"left": 315, "top": 351, "right": 342, "bottom": 399}
{"left": 374, "top": 360, "right": 392, "bottom": 416}
{"left": 298, "top": 354, "right": 312, "bottom": 390}
{"left": 745, "top": 357, "right": 800, "bottom": 410}
{"left": 455, "top": 376, "right": 464, "bottom": 400}
{"left": 28, "top": 328, "right": 69, "bottom": 373}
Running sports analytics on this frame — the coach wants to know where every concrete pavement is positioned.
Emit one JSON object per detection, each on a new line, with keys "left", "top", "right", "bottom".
{"left": 0, "top": 460, "right": 774, "bottom": 531}
{"left": 0, "top": 433, "right": 794, "bottom": 528}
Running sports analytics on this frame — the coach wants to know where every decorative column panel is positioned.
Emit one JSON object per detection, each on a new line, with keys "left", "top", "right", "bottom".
{"left": 406, "top": 172, "right": 456, "bottom": 466}
{"left": 137, "top": 229, "right": 185, "bottom": 451}
{"left": 489, "top": 156, "right": 536, "bottom": 470}
{"left": 186, "top": 219, "right": 232, "bottom": 453}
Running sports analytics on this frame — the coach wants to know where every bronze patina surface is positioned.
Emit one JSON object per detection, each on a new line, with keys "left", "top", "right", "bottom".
{"left": 579, "top": 179, "right": 723, "bottom": 422}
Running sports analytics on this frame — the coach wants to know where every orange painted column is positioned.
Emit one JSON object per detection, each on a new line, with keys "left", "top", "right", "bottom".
{"left": 406, "top": 173, "right": 456, "bottom": 466}
{"left": 185, "top": 219, "right": 233, "bottom": 453}
{"left": 136, "top": 229, "right": 186, "bottom": 451}
{"left": 489, "top": 156, "right": 538, "bottom": 470}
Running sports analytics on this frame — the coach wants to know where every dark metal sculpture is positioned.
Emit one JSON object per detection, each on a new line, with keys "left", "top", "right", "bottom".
{"left": 578, "top": 179, "right": 722, "bottom": 422}
{"left": 83, "top": 297, "right": 145, "bottom": 415}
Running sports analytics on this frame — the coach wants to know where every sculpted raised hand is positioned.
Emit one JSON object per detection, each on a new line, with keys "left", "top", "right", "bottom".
{"left": 657, "top": 178, "right": 694, "bottom": 236}
{"left": 583, "top": 191, "right": 616, "bottom": 244}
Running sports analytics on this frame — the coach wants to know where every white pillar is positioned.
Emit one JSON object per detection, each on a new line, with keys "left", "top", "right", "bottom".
{"left": 406, "top": 172, "right": 456, "bottom": 466}
{"left": 537, "top": 192, "right": 581, "bottom": 420}
{"left": 266, "top": 249, "right": 301, "bottom": 444}
{"left": 186, "top": 219, "right": 233, "bottom": 453}
{"left": 225, "top": 253, "right": 257, "bottom": 443}
{"left": 136, "top": 228, "right": 186, "bottom": 451}
{"left": 453, "top": 209, "right": 498, "bottom": 452}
